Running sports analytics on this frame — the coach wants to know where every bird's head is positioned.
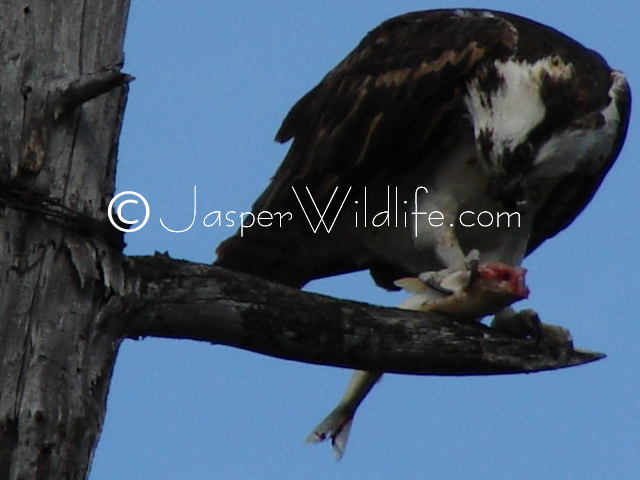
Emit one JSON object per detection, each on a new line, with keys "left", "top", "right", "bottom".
{"left": 465, "top": 56, "right": 576, "bottom": 211}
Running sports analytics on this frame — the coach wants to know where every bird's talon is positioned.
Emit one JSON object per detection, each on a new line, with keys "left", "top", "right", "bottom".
{"left": 465, "top": 249, "right": 480, "bottom": 262}
{"left": 491, "top": 308, "right": 543, "bottom": 340}
{"left": 423, "top": 277, "right": 455, "bottom": 295}
{"left": 467, "top": 259, "right": 479, "bottom": 289}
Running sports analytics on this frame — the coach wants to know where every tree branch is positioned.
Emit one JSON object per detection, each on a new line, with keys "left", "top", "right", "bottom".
{"left": 123, "top": 254, "right": 605, "bottom": 376}
{"left": 52, "top": 65, "right": 134, "bottom": 119}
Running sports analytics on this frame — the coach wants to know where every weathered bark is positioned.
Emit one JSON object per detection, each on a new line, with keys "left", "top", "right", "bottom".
{"left": 0, "top": 2, "right": 606, "bottom": 480}
{"left": 0, "top": 1, "right": 131, "bottom": 479}
{"left": 124, "top": 255, "right": 603, "bottom": 375}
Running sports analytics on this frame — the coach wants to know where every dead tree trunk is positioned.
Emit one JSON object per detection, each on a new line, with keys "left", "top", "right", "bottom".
{"left": 0, "top": 2, "right": 604, "bottom": 479}
{"left": 0, "top": 1, "right": 131, "bottom": 479}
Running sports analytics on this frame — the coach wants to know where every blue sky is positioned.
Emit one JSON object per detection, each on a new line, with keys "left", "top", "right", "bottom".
{"left": 90, "top": 1, "right": 639, "bottom": 479}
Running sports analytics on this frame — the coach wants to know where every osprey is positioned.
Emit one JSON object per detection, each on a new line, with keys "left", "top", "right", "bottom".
{"left": 215, "top": 9, "right": 631, "bottom": 457}
{"left": 216, "top": 8, "right": 630, "bottom": 289}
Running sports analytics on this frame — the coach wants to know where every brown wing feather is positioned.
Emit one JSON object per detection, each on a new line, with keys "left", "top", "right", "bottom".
{"left": 216, "top": 10, "right": 520, "bottom": 286}
{"left": 254, "top": 10, "right": 518, "bottom": 213}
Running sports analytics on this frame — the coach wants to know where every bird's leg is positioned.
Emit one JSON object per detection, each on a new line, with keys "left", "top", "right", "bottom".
{"left": 433, "top": 223, "right": 467, "bottom": 270}
{"left": 410, "top": 195, "right": 482, "bottom": 294}
{"left": 418, "top": 247, "right": 480, "bottom": 297}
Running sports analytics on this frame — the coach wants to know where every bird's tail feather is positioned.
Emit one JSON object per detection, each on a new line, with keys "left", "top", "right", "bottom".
{"left": 215, "top": 222, "right": 375, "bottom": 289}
{"left": 214, "top": 228, "right": 311, "bottom": 288}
